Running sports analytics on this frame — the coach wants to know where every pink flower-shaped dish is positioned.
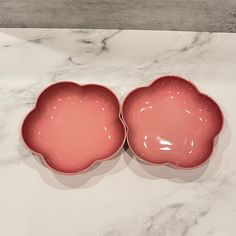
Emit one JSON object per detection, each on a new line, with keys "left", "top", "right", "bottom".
{"left": 22, "top": 82, "right": 126, "bottom": 174}
{"left": 122, "top": 76, "right": 223, "bottom": 169}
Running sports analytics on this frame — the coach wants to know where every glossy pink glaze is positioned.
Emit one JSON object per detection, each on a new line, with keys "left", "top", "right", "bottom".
{"left": 22, "top": 82, "right": 126, "bottom": 174}
{"left": 122, "top": 76, "right": 223, "bottom": 168}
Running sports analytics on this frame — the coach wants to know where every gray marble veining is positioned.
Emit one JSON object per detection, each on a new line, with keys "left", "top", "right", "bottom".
{"left": 0, "top": 29, "right": 236, "bottom": 236}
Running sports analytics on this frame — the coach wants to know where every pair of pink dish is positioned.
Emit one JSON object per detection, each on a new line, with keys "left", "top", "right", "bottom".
{"left": 22, "top": 76, "right": 223, "bottom": 174}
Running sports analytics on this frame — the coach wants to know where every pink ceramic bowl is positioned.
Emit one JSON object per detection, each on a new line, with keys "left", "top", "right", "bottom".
{"left": 22, "top": 82, "right": 126, "bottom": 174}
{"left": 122, "top": 76, "right": 223, "bottom": 169}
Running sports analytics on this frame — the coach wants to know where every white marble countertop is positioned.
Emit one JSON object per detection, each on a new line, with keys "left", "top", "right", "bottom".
{"left": 0, "top": 29, "right": 235, "bottom": 236}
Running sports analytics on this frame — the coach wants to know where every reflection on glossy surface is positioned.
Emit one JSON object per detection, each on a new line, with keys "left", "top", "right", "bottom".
{"left": 22, "top": 82, "right": 125, "bottom": 174}
{"left": 123, "top": 76, "right": 223, "bottom": 168}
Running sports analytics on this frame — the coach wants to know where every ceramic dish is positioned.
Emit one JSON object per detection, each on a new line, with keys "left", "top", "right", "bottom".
{"left": 122, "top": 76, "right": 223, "bottom": 169}
{"left": 22, "top": 82, "right": 126, "bottom": 174}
